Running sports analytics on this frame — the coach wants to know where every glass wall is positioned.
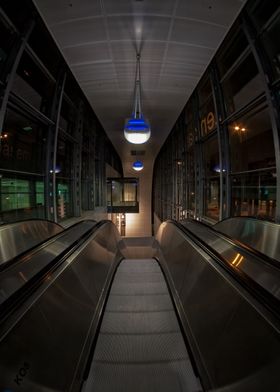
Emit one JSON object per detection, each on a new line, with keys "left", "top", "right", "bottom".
{"left": 153, "top": 0, "right": 280, "bottom": 225}
{"left": 0, "top": 1, "right": 122, "bottom": 224}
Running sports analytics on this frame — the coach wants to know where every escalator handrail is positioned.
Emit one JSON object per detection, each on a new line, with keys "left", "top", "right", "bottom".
{"left": 187, "top": 218, "right": 280, "bottom": 270}
{"left": 0, "top": 220, "right": 109, "bottom": 325}
{"left": 169, "top": 220, "right": 280, "bottom": 323}
{"left": 0, "top": 219, "right": 96, "bottom": 273}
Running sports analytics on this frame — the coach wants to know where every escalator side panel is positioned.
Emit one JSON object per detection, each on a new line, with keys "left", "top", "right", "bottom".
{"left": 156, "top": 222, "right": 280, "bottom": 391}
{"left": 0, "top": 222, "right": 120, "bottom": 392}
{"left": 214, "top": 217, "right": 280, "bottom": 262}
{"left": 0, "top": 219, "right": 63, "bottom": 265}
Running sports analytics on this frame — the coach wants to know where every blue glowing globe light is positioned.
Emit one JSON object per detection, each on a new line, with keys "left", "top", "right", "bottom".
{"left": 132, "top": 160, "right": 144, "bottom": 171}
{"left": 124, "top": 116, "right": 151, "bottom": 144}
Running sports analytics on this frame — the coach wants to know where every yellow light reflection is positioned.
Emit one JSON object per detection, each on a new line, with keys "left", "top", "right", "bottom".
{"left": 231, "top": 253, "right": 244, "bottom": 267}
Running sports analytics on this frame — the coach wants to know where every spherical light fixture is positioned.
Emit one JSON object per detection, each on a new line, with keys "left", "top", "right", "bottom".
{"left": 124, "top": 117, "right": 151, "bottom": 144}
{"left": 132, "top": 160, "right": 144, "bottom": 171}
{"left": 124, "top": 53, "right": 151, "bottom": 144}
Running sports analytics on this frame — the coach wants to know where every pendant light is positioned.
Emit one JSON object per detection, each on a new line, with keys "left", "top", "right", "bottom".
{"left": 124, "top": 54, "right": 151, "bottom": 144}
{"left": 132, "top": 160, "right": 144, "bottom": 171}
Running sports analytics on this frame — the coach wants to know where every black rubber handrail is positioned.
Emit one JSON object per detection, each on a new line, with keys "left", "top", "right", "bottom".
{"left": 170, "top": 220, "right": 280, "bottom": 323}
{"left": 0, "top": 219, "right": 96, "bottom": 273}
{"left": 0, "top": 220, "right": 107, "bottom": 325}
{"left": 187, "top": 218, "right": 280, "bottom": 270}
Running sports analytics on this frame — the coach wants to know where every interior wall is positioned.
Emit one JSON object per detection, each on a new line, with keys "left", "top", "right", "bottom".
{"left": 123, "top": 160, "right": 153, "bottom": 237}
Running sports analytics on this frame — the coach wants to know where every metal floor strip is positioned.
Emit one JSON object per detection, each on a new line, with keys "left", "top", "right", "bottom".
{"left": 83, "top": 258, "right": 202, "bottom": 392}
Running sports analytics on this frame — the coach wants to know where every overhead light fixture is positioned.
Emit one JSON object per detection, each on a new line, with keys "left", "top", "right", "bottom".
{"left": 124, "top": 54, "right": 151, "bottom": 144}
{"left": 132, "top": 160, "right": 144, "bottom": 171}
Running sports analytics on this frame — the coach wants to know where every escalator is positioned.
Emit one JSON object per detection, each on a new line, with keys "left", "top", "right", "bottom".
{"left": 0, "top": 219, "right": 280, "bottom": 391}
{"left": 214, "top": 216, "right": 280, "bottom": 262}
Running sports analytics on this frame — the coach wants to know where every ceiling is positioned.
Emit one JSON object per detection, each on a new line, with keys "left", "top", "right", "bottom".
{"left": 33, "top": 0, "right": 246, "bottom": 173}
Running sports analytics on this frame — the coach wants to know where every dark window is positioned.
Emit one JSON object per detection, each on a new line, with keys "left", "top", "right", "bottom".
{"left": 0, "top": 175, "right": 45, "bottom": 222}
{"left": 228, "top": 104, "right": 275, "bottom": 173}
{"left": 217, "top": 27, "right": 248, "bottom": 79}
{"left": 28, "top": 23, "right": 61, "bottom": 79}
{"left": 203, "top": 136, "right": 220, "bottom": 220}
{"left": 221, "top": 53, "right": 264, "bottom": 115}
{"left": 0, "top": 108, "right": 47, "bottom": 173}
{"left": 198, "top": 75, "right": 212, "bottom": 106}
{"left": 203, "top": 136, "right": 220, "bottom": 177}
{"left": 0, "top": 0, "right": 31, "bottom": 33}
{"left": 186, "top": 147, "right": 195, "bottom": 212}
{"left": 59, "top": 98, "right": 76, "bottom": 136}
{"left": 198, "top": 75, "right": 216, "bottom": 137}
{"left": 261, "top": 13, "right": 280, "bottom": 82}
{"left": 199, "top": 98, "right": 216, "bottom": 137}
{"left": 56, "top": 134, "right": 74, "bottom": 178}
{"left": 249, "top": 1, "right": 280, "bottom": 31}
{"left": 11, "top": 51, "right": 55, "bottom": 113}
{"left": 231, "top": 171, "right": 276, "bottom": 220}
{"left": 0, "top": 18, "right": 17, "bottom": 78}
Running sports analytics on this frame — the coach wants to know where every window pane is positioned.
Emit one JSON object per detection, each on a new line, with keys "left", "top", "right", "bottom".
{"left": 0, "top": 19, "right": 16, "bottom": 79}
{"left": 59, "top": 98, "right": 76, "bottom": 136}
{"left": 198, "top": 75, "right": 212, "bottom": 105}
{"left": 231, "top": 171, "right": 276, "bottom": 220}
{"left": 217, "top": 28, "right": 248, "bottom": 79}
{"left": 187, "top": 148, "right": 195, "bottom": 212}
{"left": 0, "top": 175, "right": 45, "bottom": 223}
{"left": 228, "top": 105, "right": 275, "bottom": 173}
{"left": 203, "top": 136, "right": 220, "bottom": 220}
{"left": 261, "top": 14, "right": 280, "bottom": 82}
{"left": 249, "top": 1, "right": 280, "bottom": 31}
{"left": 28, "top": 24, "right": 61, "bottom": 79}
{"left": 199, "top": 98, "right": 216, "bottom": 137}
{"left": 221, "top": 53, "right": 264, "bottom": 115}
{"left": 57, "top": 181, "right": 73, "bottom": 221}
{"left": 0, "top": 2, "right": 31, "bottom": 33}
{"left": 0, "top": 108, "right": 47, "bottom": 173}
{"left": 12, "top": 51, "right": 55, "bottom": 113}
{"left": 204, "top": 178, "right": 220, "bottom": 221}
{"left": 56, "top": 135, "right": 74, "bottom": 178}
{"left": 203, "top": 136, "right": 220, "bottom": 177}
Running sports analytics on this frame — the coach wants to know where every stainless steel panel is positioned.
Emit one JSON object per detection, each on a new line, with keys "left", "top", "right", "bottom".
{"left": 180, "top": 220, "right": 280, "bottom": 300}
{"left": 0, "top": 219, "right": 63, "bottom": 265}
{"left": 214, "top": 217, "right": 280, "bottom": 262}
{"left": 0, "top": 220, "right": 97, "bottom": 305}
{"left": 156, "top": 221, "right": 280, "bottom": 391}
{"left": 0, "top": 221, "right": 121, "bottom": 392}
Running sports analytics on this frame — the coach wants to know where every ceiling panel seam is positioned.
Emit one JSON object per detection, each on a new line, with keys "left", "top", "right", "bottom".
{"left": 157, "top": 0, "right": 179, "bottom": 88}
{"left": 99, "top": 0, "right": 119, "bottom": 90}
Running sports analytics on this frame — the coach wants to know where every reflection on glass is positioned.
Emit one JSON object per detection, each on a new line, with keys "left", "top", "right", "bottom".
{"left": 57, "top": 181, "right": 72, "bottom": 221}
{"left": 231, "top": 253, "right": 244, "bottom": 267}
{"left": 250, "top": 1, "right": 280, "bottom": 31}
{"left": 187, "top": 148, "right": 195, "bottom": 212}
{"left": 203, "top": 137, "right": 220, "bottom": 177}
{"left": 261, "top": 14, "right": 280, "bottom": 81}
{"left": 203, "top": 137, "right": 220, "bottom": 220}
{"left": 231, "top": 171, "right": 276, "bottom": 220}
{"left": 217, "top": 28, "right": 248, "bottom": 79}
{"left": 56, "top": 135, "right": 73, "bottom": 178}
{"left": 0, "top": 108, "right": 46, "bottom": 174}
{"left": 229, "top": 105, "right": 275, "bottom": 173}
{"left": 12, "top": 51, "right": 54, "bottom": 113}
{"left": 222, "top": 53, "right": 264, "bottom": 115}
{"left": 0, "top": 176, "right": 45, "bottom": 222}
{"left": 204, "top": 178, "right": 220, "bottom": 220}
{"left": 199, "top": 100, "right": 216, "bottom": 138}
